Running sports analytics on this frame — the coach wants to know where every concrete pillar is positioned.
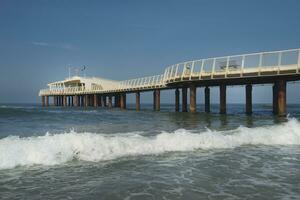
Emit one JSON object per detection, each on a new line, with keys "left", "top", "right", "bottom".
{"left": 74, "top": 95, "right": 78, "bottom": 107}
{"left": 120, "top": 93, "right": 126, "bottom": 109}
{"left": 58, "top": 96, "right": 61, "bottom": 106}
{"left": 153, "top": 90, "right": 156, "bottom": 110}
{"left": 63, "top": 96, "right": 67, "bottom": 107}
{"left": 182, "top": 87, "right": 188, "bottom": 112}
{"left": 93, "top": 94, "right": 97, "bottom": 107}
{"left": 98, "top": 95, "right": 102, "bottom": 107}
{"left": 68, "top": 96, "right": 71, "bottom": 106}
{"left": 42, "top": 96, "right": 45, "bottom": 107}
{"left": 108, "top": 95, "right": 113, "bottom": 108}
{"left": 273, "top": 83, "right": 278, "bottom": 114}
{"left": 136, "top": 92, "right": 140, "bottom": 111}
{"left": 84, "top": 95, "right": 88, "bottom": 107}
{"left": 155, "top": 90, "right": 160, "bottom": 111}
{"left": 88, "top": 95, "right": 91, "bottom": 106}
{"left": 114, "top": 95, "right": 119, "bottom": 107}
{"left": 190, "top": 85, "right": 196, "bottom": 113}
{"left": 61, "top": 96, "right": 63, "bottom": 106}
{"left": 80, "top": 96, "right": 84, "bottom": 107}
{"left": 117, "top": 94, "right": 121, "bottom": 107}
{"left": 277, "top": 80, "right": 287, "bottom": 116}
{"left": 45, "top": 96, "right": 49, "bottom": 107}
{"left": 246, "top": 84, "right": 252, "bottom": 115}
{"left": 175, "top": 88, "right": 180, "bottom": 112}
{"left": 220, "top": 85, "right": 226, "bottom": 114}
{"left": 205, "top": 86, "right": 210, "bottom": 113}
{"left": 103, "top": 96, "right": 107, "bottom": 107}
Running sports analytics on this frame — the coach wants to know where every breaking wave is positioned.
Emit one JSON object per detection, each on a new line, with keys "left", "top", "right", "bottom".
{"left": 1, "top": 118, "right": 300, "bottom": 170}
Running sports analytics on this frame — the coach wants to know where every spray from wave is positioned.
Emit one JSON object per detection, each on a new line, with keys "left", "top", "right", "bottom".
{"left": 0, "top": 118, "right": 300, "bottom": 170}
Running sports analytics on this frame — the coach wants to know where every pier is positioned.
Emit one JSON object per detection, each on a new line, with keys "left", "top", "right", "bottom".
{"left": 39, "top": 48, "right": 300, "bottom": 116}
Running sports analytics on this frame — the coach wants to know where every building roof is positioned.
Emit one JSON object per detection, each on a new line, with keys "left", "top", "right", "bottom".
{"left": 48, "top": 76, "right": 120, "bottom": 91}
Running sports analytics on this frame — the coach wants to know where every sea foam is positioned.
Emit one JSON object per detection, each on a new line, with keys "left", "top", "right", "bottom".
{"left": 0, "top": 118, "right": 300, "bottom": 170}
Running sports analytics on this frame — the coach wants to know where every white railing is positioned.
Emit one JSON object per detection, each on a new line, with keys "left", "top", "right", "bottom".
{"left": 39, "top": 86, "right": 88, "bottom": 96}
{"left": 118, "top": 74, "right": 164, "bottom": 90}
{"left": 39, "top": 75, "right": 166, "bottom": 96}
{"left": 39, "top": 48, "right": 300, "bottom": 96}
{"left": 164, "top": 48, "right": 300, "bottom": 82}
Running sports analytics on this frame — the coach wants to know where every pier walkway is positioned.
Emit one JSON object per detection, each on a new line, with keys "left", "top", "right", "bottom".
{"left": 39, "top": 48, "right": 300, "bottom": 116}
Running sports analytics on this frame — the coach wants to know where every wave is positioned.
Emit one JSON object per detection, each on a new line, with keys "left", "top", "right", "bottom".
{"left": 0, "top": 119, "right": 300, "bottom": 170}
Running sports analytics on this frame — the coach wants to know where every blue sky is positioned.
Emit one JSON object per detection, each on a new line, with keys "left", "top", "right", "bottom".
{"left": 0, "top": 0, "right": 300, "bottom": 103}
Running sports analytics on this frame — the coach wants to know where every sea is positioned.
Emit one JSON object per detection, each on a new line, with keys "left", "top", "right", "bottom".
{"left": 0, "top": 103, "right": 299, "bottom": 200}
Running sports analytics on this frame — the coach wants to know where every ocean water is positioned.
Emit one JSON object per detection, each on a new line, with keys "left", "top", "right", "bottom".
{"left": 0, "top": 103, "right": 299, "bottom": 200}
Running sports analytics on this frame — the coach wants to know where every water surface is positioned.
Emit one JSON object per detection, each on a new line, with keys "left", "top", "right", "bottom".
{"left": 0, "top": 104, "right": 299, "bottom": 199}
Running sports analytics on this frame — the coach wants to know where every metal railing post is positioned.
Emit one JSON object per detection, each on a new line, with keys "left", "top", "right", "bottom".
{"left": 169, "top": 65, "right": 174, "bottom": 81}
{"left": 278, "top": 52, "right": 282, "bottom": 75}
{"left": 258, "top": 53, "right": 263, "bottom": 76}
{"left": 211, "top": 58, "right": 216, "bottom": 79}
{"left": 174, "top": 64, "right": 179, "bottom": 81}
{"left": 199, "top": 59, "right": 204, "bottom": 80}
{"left": 163, "top": 68, "right": 168, "bottom": 83}
{"left": 190, "top": 61, "right": 195, "bottom": 80}
{"left": 241, "top": 55, "right": 245, "bottom": 77}
{"left": 225, "top": 56, "right": 230, "bottom": 78}
{"left": 181, "top": 63, "right": 186, "bottom": 81}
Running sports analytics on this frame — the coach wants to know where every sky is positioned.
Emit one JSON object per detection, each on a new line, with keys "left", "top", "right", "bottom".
{"left": 0, "top": 0, "right": 300, "bottom": 104}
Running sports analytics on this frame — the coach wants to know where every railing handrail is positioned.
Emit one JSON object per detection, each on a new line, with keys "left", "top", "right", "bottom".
{"left": 164, "top": 48, "right": 300, "bottom": 68}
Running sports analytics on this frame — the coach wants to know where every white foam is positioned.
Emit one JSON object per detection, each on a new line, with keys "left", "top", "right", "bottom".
{"left": 0, "top": 118, "right": 300, "bottom": 170}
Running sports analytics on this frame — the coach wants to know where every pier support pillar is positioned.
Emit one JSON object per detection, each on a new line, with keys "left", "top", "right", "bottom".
{"left": 68, "top": 96, "right": 71, "bottom": 107}
{"left": 205, "top": 86, "right": 210, "bottom": 113}
{"left": 273, "top": 83, "right": 278, "bottom": 115}
{"left": 103, "top": 96, "right": 107, "bottom": 107}
{"left": 136, "top": 92, "right": 140, "bottom": 111}
{"left": 155, "top": 90, "right": 160, "bottom": 111}
{"left": 153, "top": 90, "right": 156, "bottom": 110}
{"left": 190, "top": 85, "right": 196, "bottom": 113}
{"left": 97, "top": 95, "right": 102, "bottom": 107}
{"left": 42, "top": 96, "right": 45, "bottom": 107}
{"left": 58, "top": 96, "right": 61, "bottom": 106}
{"left": 89, "top": 95, "right": 92, "bottom": 106}
{"left": 93, "top": 94, "right": 98, "bottom": 107}
{"left": 63, "top": 96, "right": 67, "bottom": 107}
{"left": 78, "top": 96, "right": 81, "bottom": 107}
{"left": 84, "top": 95, "right": 88, "bottom": 107}
{"left": 175, "top": 88, "right": 180, "bottom": 112}
{"left": 220, "top": 85, "right": 226, "bottom": 114}
{"left": 45, "top": 96, "right": 49, "bottom": 107}
{"left": 108, "top": 96, "right": 113, "bottom": 108}
{"left": 81, "top": 96, "right": 84, "bottom": 107}
{"left": 120, "top": 93, "right": 126, "bottom": 109}
{"left": 277, "top": 80, "right": 287, "bottom": 116}
{"left": 182, "top": 87, "right": 188, "bottom": 112}
{"left": 74, "top": 95, "right": 78, "bottom": 107}
{"left": 246, "top": 84, "right": 252, "bottom": 115}
{"left": 114, "top": 95, "right": 119, "bottom": 108}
